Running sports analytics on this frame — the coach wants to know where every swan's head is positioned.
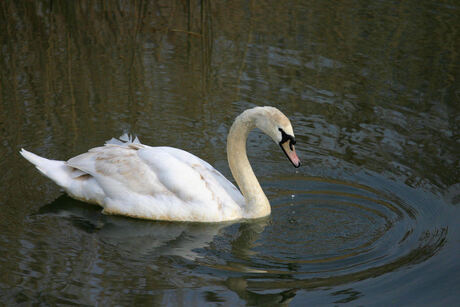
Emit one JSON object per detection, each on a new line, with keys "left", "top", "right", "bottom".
{"left": 251, "top": 106, "right": 301, "bottom": 168}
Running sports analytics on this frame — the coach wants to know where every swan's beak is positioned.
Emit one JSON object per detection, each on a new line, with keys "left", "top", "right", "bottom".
{"left": 280, "top": 141, "right": 301, "bottom": 168}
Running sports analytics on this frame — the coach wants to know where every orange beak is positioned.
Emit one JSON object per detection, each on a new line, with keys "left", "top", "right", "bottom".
{"left": 280, "top": 141, "right": 301, "bottom": 168}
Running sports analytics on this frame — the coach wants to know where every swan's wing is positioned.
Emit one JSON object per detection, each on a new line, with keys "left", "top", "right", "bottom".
{"left": 66, "top": 142, "right": 244, "bottom": 221}
{"left": 138, "top": 146, "right": 245, "bottom": 206}
{"left": 172, "top": 148, "right": 245, "bottom": 205}
{"left": 67, "top": 144, "right": 166, "bottom": 197}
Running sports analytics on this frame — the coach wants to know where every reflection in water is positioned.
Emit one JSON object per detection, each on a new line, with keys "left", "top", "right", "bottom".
{"left": 1, "top": 0, "right": 459, "bottom": 305}
{"left": 38, "top": 196, "right": 229, "bottom": 261}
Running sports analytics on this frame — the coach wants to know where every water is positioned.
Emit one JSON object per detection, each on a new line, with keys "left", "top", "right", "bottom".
{"left": 1, "top": 0, "right": 459, "bottom": 305}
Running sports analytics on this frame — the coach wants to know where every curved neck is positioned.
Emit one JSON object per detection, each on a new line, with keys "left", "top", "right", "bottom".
{"left": 227, "top": 111, "right": 270, "bottom": 219}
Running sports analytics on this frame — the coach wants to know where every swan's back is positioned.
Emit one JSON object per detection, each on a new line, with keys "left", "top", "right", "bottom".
{"left": 64, "top": 139, "right": 245, "bottom": 222}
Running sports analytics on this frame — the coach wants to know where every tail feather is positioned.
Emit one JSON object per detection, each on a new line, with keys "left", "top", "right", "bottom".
{"left": 20, "top": 149, "right": 72, "bottom": 188}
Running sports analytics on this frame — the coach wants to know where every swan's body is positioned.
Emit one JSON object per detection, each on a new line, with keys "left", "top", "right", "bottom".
{"left": 20, "top": 106, "right": 300, "bottom": 222}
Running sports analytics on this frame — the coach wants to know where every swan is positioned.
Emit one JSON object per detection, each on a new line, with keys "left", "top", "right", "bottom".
{"left": 20, "top": 106, "right": 300, "bottom": 222}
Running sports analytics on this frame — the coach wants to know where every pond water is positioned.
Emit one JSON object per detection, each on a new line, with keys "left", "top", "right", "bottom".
{"left": 1, "top": 0, "right": 459, "bottom": 305}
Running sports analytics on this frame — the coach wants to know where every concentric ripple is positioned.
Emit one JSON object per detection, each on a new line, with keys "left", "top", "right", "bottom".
{"left": 197, "top": 175, "right": 447, "bottom": 287}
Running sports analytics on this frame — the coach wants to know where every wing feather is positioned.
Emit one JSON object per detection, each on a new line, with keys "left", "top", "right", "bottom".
{"left": 64, "top": 137, "right": 244, "bottom": 221}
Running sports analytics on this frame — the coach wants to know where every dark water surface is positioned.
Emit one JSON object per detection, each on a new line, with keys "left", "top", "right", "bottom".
{"left": 1, "top": 1, "right": 459, "bottom": 305}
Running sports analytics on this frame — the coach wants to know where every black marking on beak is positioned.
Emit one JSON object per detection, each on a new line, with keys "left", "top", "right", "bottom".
{"left": 278, "top": 128, "right": 300, "bottom": 168}
{"left": 279, "top": 128, "right": 296, "bottom": 149}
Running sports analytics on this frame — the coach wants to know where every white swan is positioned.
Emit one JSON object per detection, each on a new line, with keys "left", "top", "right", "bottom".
{"left": 20, "top": 106, "right": 300, "bottom": 222}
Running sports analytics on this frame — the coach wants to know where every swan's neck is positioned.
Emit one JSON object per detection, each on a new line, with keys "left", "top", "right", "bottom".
{"left": 227, "top": 111, "right": 270, "bottom": 219}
